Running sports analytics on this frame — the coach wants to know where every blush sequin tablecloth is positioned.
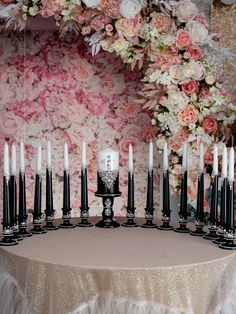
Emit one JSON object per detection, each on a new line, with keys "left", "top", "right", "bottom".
{"left": 0, "top": 218, "right": 236, "bottom": 314}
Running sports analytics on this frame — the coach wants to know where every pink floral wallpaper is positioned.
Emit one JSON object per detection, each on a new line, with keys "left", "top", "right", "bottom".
{"left": 0, "top": 31, "right": 161, "bottom": 219}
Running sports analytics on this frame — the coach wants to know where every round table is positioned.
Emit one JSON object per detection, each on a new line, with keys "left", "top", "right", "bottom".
{"left": 0, "top": 218, "right": 236, "bottom": 314}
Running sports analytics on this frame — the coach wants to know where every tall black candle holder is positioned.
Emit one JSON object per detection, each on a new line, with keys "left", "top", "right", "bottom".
{"left": 157, "top": 170, "right": 173, "bottom": 230}
{"left": 174, "top": 171, "right": 189, "bottom": 233}
{"left": 0, "top": 177, "right": 18, "bottom": 246}
{"left": 30, "top": 174, "right": 47, "bottom": 234}
{"left": 140, "top": 170, "right": 156, "bottom": 228}
{"left": 213, "top": 177, "right": 228, "bottom": 244}
{"left": 190, "top": 173, "right": 206, "bottom": 236}
{"left": 9, "top": 175, "right": 23, "bottom": 241}
{"left": 204, "top": 175, "right": 219, "bottom": 240}
{"left": 59, "top": 171, "right": 75, "bottom": 229}
{"left": 95, "top": 170, "right": 121, "bottom": 228}
{"left": 122, "top": 172, "right": 138, "bottom": 227}
{"left": 77, "top": 168, "right": 93, "bottom": 227}
{"left": 44, "top": 169, "right": 58, "bottom": 230}
{"left": 17, "top": 172, "right": 32, "bottom": 237}
{"left": 219, "top": 181, "right": 236, "bottom": 250}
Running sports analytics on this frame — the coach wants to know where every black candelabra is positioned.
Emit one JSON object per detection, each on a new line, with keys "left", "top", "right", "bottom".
{"left": 77, "top": 167, "right": 93, "bottom": 227}
{"left": 59, "top": 170, "right": 75, "bottom": 228}
{"left": 174, "top": 171, "right": 189, "bottom": 233}
{"left": 44, "top": 168, "right": 58, "bottom": 230}
{"left": 122, "top": 172, "right": 138, "bottom": 227}
{"left": 140, "top": 170, "right": 156, "bottom": 228}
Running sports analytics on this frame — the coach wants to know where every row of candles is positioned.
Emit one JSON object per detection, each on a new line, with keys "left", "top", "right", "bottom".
{"left": 0, "top": 138, "right": 235, "bottom": 249}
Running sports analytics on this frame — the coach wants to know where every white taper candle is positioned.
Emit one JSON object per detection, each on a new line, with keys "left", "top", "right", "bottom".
{"left": 163, "top": 142, "right": 168, "bottom": 172}
{"left": 4, "top": 142, "right": 10, "bottom": 179}
{"left": 11, "top": 144, "right": 17, "bottom": 176}
{"left": 222, "top": 145, "right": 228, "bottom": 178}
{"left": 199, "top": 142, "right": 204, "bottom": 173}
{"left": 82, "top": 140, "right": 87, "bottom": 169}
{"left": 47, "top": 141, "right": 52, "bottom": 170}
{"left": 213, "top": 144, "right": 218, "bottom": 176}
{"left": 148, "top": 141, "right": 153, "bottom": 172}
{"left": 19, "top": 141, "right": 25, "bottom": 173}
{"left": 128, "top": 144, "right": 134, "bottom": 173}
{"left": 182, "top": 142, "right": 188, "bottom": 172}
{"left": 36, "top": 143, "right": 42, "bottom": 174}
{"left": 64, "top": 143, "right": 69, "bottom": 172}
{"left": 229, "top": 147, "right": 235, "bottom": 182}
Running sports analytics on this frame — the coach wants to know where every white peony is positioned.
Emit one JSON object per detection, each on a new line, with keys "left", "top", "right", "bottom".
{"left": 119, "top": 0, "right": 142, "bottom": 19}
{"left": 186, "top": 21, "right": 209, "bottom": 44}
{"left": 173, "top": 0, "right": 198, "bottom": 22}
{"left": 82, "top": 0, "right": 100, "bottom": 8}
{"left": 183, "top": 60, "right": 205, "bottom": 81}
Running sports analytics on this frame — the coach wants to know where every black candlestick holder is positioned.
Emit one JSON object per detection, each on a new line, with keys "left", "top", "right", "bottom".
{"left": 17, "top": 172, "right": 32, "bottom": 237}
{"left": 59, "top": 171, "right": 75, "bottom": 229}
{"left": 0, "top": 177, "right": 18, "bottom": 246}
{"left": 30, "top": 174, "right": 47, "bottom": 234}
{"left": 77, "top": 168, "right": 93, "bottom": 227}
{"left": 212, "top": 227, "right": 227, "bottom": 244}
{"left": 203, "top": 223, "right": 219, "bottom": 240}
{"left": 157, "top": 171, "right": 173, "bottom": 230}
{"left": 95, "top": 170, "right": 121, "bottom": 228}
{"left": 122, "top": 172, "right": 138, "bottom": 227}
{"left": 174, "top": 171, "right": 189, "bottom": 233}
{"left": 141, "top": 170, "right": 156, "bottom": 228}
{"left": 190, "top": 220, "right": 206, "bottom": 236}
{"left": 219, "top": 230, "right": 236, "bottom": 250}
{"left": 44, "top": 169, "right": 58, "bottom": 230}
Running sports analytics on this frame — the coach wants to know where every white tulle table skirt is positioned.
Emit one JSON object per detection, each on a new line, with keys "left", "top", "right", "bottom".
{"left": 0, "top": 218, "right": 236, "bottom": 314}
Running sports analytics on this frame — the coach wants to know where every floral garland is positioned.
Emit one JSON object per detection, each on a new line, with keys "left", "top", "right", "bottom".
{"left": 0, "top": 0, "right": 235, "bottom": 211}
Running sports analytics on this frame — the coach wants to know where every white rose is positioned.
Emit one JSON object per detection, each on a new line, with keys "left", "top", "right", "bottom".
{"left": 205, "top": 74, "right": 215, "bottom": 85}
{"left": 186, "top": 21, "right": 209, "bottom": 44}
{"left": 173, "top": 0, "right": 198, "bottom": 22}
{"left": 82, "top": 0, "right": 100, "bottom": 8}
{"left": 119, "top": 0, "right": 142, "bottom": 19}
{"left": 169, "top": 65, "right": 186, "bottom": 84}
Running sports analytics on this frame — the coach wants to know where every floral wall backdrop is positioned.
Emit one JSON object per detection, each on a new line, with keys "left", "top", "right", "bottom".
{"left": 0, "top": 31, "right": 161, "bottom": 219}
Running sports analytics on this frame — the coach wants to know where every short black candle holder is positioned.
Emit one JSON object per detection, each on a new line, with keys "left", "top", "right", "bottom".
{"left": 77, "top": 207, "right": 93, "bottom": 227}
{"left": 44, "top": 211, "right": 59, "bottom": 230}
{"left": 190, "top": 220, "right": 206, "bottom": 236}
{"left": 0, "top": 227, "right": 18, "bottom": 246}
{"left": 213, "top": 227, "right": 227, "bottom": 244}
{"left": 12, "top": 224, "right": 23, "bottom": 241}
{"left": 95, "top": 193, "right": 121, "bottom": 228}
{"left": 30, "top": 217, "right": 47, "bottom": 234}
{"left": 219, "top": 231, "right": 236, "bottom": 250}
{"left": 157, "top": 214, "right": 173, "bottom": 230}
{"left": 59, "top": 210, "right": 75, "bottom": 228}
{"left": 18, "top": 217, "right": 32, "bottom": 237}
{"left": 122, "top": 208, "right": 139, "bottom": 227}
{"left": 140, "top": 211, "right": 156, "bottom": 228}
{"left": 203, "top": 224, "right": 219, "bottom": 240}
{"left": 174, "top": 217, "right": 190, "bottom": 233}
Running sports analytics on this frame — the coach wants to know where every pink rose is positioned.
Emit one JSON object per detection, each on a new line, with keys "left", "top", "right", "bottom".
{"left": 178, "top": 105, "right": 199, "bottom": 126}
{"left": 185, "top": 45, "right": 202, "bottom": 61}
{"left": 182, "top": 80, "right": 200, "bottom": 96}
{"left": 202, "top": 116, "right": 217, "bottom": 134}
{"left": 81, "top": 26, "right": 91, "bottom": 35}
{"left": 90, "top": 15, "right": 106, "bottom": 31}
{"left": 105, "top": 24, "right": 113, "bottom": 32}
{"left": 176, "top": 30, "right": 192, "bottom": 49}
{"left": 169, "top": 65, "right": 186, "bottom": 84}
{"left": 151, "top": 13, "right": 172, "bottom": 33}
{"left": 168, "top": 137, "right": 182, "bottom": 152}
{"left": 167, "top": 45, "right": 179, "bottom": 55}
{"left": 204, "top": 150, "right": 213, "bottom": 165}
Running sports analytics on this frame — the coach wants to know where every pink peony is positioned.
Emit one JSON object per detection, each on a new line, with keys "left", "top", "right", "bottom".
{"left": 151, "top": 13, "right": 172, "bottom": 33}
{"left": 115, "top": 17, "right": 140, "bottom": 38}
{"left": 185, "top": 45, "right": 202, "bottom": 61}
{"left": 202, "top": 116, "right": 217, "bottom": 134}
{"left": 182, "top": 80, "right": 200, "bottom": 96}
{"left": 176, "top": 30, "right": 192, "bottom": 49}
{"left": 178, "top": 105, "right": 199, "bottom": 126}
{"left": 90, "top": 15, "right": 106, "bottom": 31}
